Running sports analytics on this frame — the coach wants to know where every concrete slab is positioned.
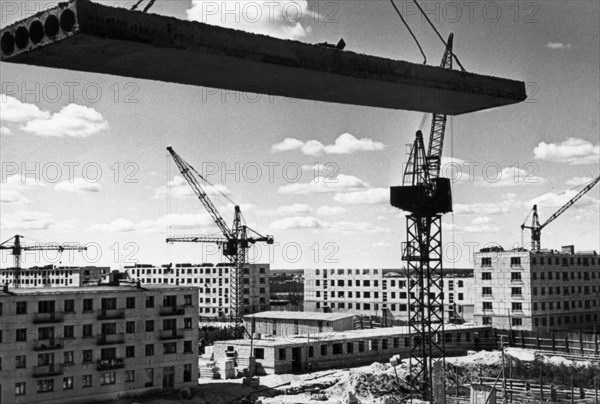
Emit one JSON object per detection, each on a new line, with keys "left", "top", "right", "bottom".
{"left": 0, "top": 0, "right": 526, "bottom": 114}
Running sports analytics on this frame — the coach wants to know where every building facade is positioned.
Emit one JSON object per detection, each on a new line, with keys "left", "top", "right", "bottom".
{"left": 473, "top": 246, "right": 600, "bottom": 331}
{"left": 126, "top": 263, "right": 270, "bottom": 317}
{"left": 0, "top": 266, "right": 109, "bottom": 288}
{"left": 0, "top": 284, "right": 199, "bottom": 404}
{"left": 304, "top": 268, "right": 474, "bottom": 322}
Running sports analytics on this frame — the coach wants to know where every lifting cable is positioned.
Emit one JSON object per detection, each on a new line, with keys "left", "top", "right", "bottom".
{"left": 130, "top": 0, "right": 158, "bottom": 13}
{"left": 389, "top": 0, "right": 427, "bottom": 65}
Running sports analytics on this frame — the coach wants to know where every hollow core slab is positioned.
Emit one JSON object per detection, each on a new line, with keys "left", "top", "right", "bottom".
{"left": 0, "top": 0, "right": 526, "bottom": 114}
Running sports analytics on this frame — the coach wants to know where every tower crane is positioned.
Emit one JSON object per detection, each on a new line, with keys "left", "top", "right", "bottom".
{"left": 0, "top": 235, "right": 87, "bottom": 288}
{"left": 390, "top": 34, "right": 455, "bottom": 400}
{"left": 165, "top": 147, "right": 274, "bottom": 337}
{"left": 522, "top": 175, "right": 600, "bottom": 251}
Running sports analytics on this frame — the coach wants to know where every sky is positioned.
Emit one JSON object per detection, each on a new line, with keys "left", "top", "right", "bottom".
{"left": 1, "top": 0, "right": 599, "bottom": 271}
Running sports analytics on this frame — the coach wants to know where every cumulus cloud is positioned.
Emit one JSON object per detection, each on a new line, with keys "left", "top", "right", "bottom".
{"left": 534, "top": 138, "right": 599, "bottom": 165}
{"left": 1, "top": 190, "right": 30, "bottom": 205}
{"left": 1, "top": 127, "right": 12, "bottom": 136}
{"left": 453, "top": 201, "right": 516, "bottom": 216}
{"left": 276, "top": 204, "right": 313, "bottom": 214}
{"left": 333, "top": 188, "right": 388, "bottom": 204}
{"left": 478, "top": 167, "right": 545, "bottom": 187}
{"left": 546, "top": 42, "right": 572, "bottom": 49}
{"left": 0, "top": 210, "right": 76, "bottom": 231}
{"left": 566, "top": 176, "right": 594, "bottom": 187}
{"left": 1, "top": 175, "right": 46, "bottom": 205}
{"left": 316, "top": 206, "right": 346, "bottom": 216}
{"left": 269, "top": 216, "right": 388, "bottom": 233}
{"left": 278, "top": 174, "right": 368, "bottom": 194}
{"left": 55, "top": 178, "right": 101, "bottom": 194}
{"left": 155, "top": 176, "right": 231, "bottom": 199}
{"left": 186, "top": 0, "right": 314, "bottom": 40}
{"left": 272, "top": 133, "right": 385, "bottom": 156}
{"left": 1, "top": 96, "right": 108, "bottom": 137}
{"left": 87, "top": 213, "right": 216, "bottom": 233}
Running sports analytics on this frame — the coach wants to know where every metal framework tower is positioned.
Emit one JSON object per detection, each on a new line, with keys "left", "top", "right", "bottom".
{"left": 390, "top": 34, "right": 455, "bottom": 400}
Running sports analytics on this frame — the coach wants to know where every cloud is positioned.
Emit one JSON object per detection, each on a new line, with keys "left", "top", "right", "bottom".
{"left": 316, "top": 206, "right": 346, "bottom": 216}
{"left": 277, "top": 204, "right": 313, "bottom": 214}
{"left": 1, "top": 175, "right": 47, "bottom": 205}
{"left": 471, "top": 216, "right": 491, "bottom": 225}
{"left": 186, "top": 0, "right": 314, "bottom": 40}
{"left": 566, "top": 176, "right": 594, "bottom": 187}
{"left": 269, "top": 216, "right": 388, "bottom": 233}
{"left": 55, "top": 178, "right": 101, "bottom": 194}
{"left": 529, "top": 190, "right": 599, "bottom": 210}
{"left": 0, "top": 211, "right": 75, "bottom": 231}
{"left": 546, "top": 42, "right": 572, "bottom": 49}
{"left": 333, "top": 188, "right": 388, "bottom": 204}
{"left": 1, "top": 96, "right": 108, "bottom": 138}
{"left": 155, "top": 176, "right": 231, "bottom": 199}
{"left": 453, "top": 201, "right": 516, "bottom": 216}
{"left": 88, "top": 213, "right": 216, "bottom": 233}
{"left": 1, "top": 127, "right": 12, "bottom": 136}
{"left": 272, "top": 133, "right": 385, "bottom": 156}
{"left": 534, "top": 138, "right": 599, "bottom": 165}
{"left": 478, "top": 167, "right": 545, "bottom": 187}
{"left": 278, "top": 174, "right": 368, "bottom": 194}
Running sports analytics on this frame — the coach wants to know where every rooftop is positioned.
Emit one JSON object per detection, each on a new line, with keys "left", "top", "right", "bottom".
{"left": 244, "top": 311, "right": 355, "bottom": 322}
{"left": 0, "top": 284, "right": 198, "bottom": 297}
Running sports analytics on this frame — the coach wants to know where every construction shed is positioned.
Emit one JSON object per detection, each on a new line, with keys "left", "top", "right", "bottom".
{"left": 214, "top": 324, "right": 494, "bottom": 375}
{"left": 243, "top": 311, "right": 355, "bottom": 337}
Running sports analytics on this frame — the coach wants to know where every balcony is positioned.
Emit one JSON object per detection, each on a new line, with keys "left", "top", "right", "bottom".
{"left": 159, "top": 329, "right": 184, "bottom": 340}
{"left": 34, "top": 338, "right": 64, "bottom": 351}
{"left": 481, "top": 294, "right": 494, "bottom": 299}
{"left": 97, "top": 333, "right": 125, "bottom": 345}
{"left": 160, "top": 305, "right": 186, "bottom": 316}
{"left": 33, "top": 364, "right": 64, "bottom": 377}
{"left": 96, "top": 358, "right": 125, "bottom": 370}
{"left": 511, "top": 294, "right": 524, "bottom": 299}
{"left": 97, "top": 308, "right": 125, "bottom": 320}
{"left": 34, "top": 311, "right": 65, "bottom": 324}
{"left": 482, "top": 309, "right": 494, "bottom": 315}
{"left": 510, "top": 279, "right": 524, "bottom": 285}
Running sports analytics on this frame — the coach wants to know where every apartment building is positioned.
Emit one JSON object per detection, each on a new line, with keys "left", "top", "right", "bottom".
{"left": 126, "top": 263, "right": 270, "bottom": 317}
{"left": 473, "top": 245, "right": 600, "bottom": 331}
{"left": 0, "top": 284, "right": 199, "bottom": 404}
{"left": 0, "top": 266, "right": 109, "bottom": 288}
{"left": 304, "top": 268, "right": 475, "bottom": 322}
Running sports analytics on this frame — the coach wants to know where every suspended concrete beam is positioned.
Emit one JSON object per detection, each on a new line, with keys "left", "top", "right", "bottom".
{"left": 0, "top": 0, "right": 526, "bottom": 114}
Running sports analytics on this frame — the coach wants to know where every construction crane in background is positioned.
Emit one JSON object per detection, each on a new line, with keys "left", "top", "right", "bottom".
{"left": 390, "top": 34, "right": 455, "bottom": 401}
{"left": 165, "top": 147, "right": 274, "bottom": 337}
{"left": 522, "top": 175, "right": 600, "bottom": 251}
{"left": 0, "top": 235, "right": 87, "bottom": 288}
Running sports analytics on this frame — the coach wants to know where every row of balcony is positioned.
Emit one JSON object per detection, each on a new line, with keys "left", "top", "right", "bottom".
{"left": 30, "top": 305, "right": 193, "bottom": 324}
{"left": 33, "top": 330, "right": 188, "bottom": 350}
{"left": 32, "top": 358, "right": 126, "bottom": 377}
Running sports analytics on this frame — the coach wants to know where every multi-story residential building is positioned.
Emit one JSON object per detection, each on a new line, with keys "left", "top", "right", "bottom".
{"left": 304, "top": 268, "right": 475, "bottom": 322}
{"left": 126, "top": 263, "right": 270, "bottom": 317}
{"left": 0, "top": 266, "right": 109, "bottom": 288}
{"left": 473, "top": 245, "right": 600, "bottom": 331}
{"left": 0, "top": 284, "right": 199, "bottom": 404}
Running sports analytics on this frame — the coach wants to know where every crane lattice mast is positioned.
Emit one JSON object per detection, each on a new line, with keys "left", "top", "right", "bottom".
{"left": 522, "top": 175, "right": 600, "bottom": 251}
{"left": 165, "top": 147, "right": 273, "bottom": 337}
{"left": 0, "top": 235, "right": 87, "bottom": 288}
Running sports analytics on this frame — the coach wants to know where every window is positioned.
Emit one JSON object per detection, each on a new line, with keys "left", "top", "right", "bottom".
{"left": 101, "top": 372, "right": 116, "bottom": 385}
{"left": 83, "top": 350, "right": 93, "bottom": 362}
{"left": 145, "top": 368, "right": 154, "bottom": 387}
{"left": 184, "top": 317, "right": 192, "bottom": 329}
{"left": 333, "top": 343, "right": 343, "bottom": 355}
{"left": 184, "top": 294, "right": 193, "bottom": 306}
{"left": 382, "top": 339, "right": 389, "bottom": 350}
{"left": 184, "top": 364, "right": 192, "bottom": 382}
{"left": 482, "top": 287, "right": 492, "bottom": 296}
{"left": 126, "top": 297, "right": 136, "bottom": 309}
{"left": 510, "top": 257, "right": 521, "bottom": 266}
{"left": 482, "top": 273, "right": 492, "bottom": 280}
{"left": 82, "top": 375, "right": 92, "bottom": 388}
{"left": 83, "top": 299, "right": 93, "bottom": 312}
{"left": 320, "top": 345, "right": 327, "bottom": 356}
{"left": 16, "top": 328, "right": 26, "bottom": 342}
{"left": 164, "top": 342, "right": 177, "bottom": 354}
{"left": 82, "top": 324, "right": 93, "bottom": 338}
{"left": 278, "top": 349, "right": 286, "bottom": 360}
{"left": 254, "top": 348, "right": 265, "bottom": 359}
{"left": 483, "top": 302, "right": 493, "bottom": 311}
{"left": 16, "top": 355, "right": 26, "bottom": 368}
{"left": 63, "top": 377, "right": 73, "bottom": 390}
{"left": 125, "top": 369, "right": 135, "bottom": 382}
{"left": 15, "top": 382, "right": 26, "bottom": 396}
{"left": 511, "top": 272, "right": 522, "bottom": 281}
{"left": 184, "top": 340, "right": 193, "bottom": 353}
{"left": 145, "top": 320, "right": 154, "bottom": 332}
{"left": 37, "top": 379, "right": 54, "bottom": 393}
{"left": 308, "top": 346, "right": 314, "bottom": 357}
{"left": 146, "top": 296, "right": 154, "bottom": 308}
{"left": 511, "top": 287, "right": 522, "bottom": 297}
{"left": 126, "top": 346, "right": 135, "bottom": 358}
{"left": 64, "top": 351, "right": 74, "bottom": 364}
{"left": 16, "top": 301, "right": 27, "bottom": 314}
{"left": 370, "top": 339, "right": 379, "bottom": 351}
{"left": 146, "top": 344, "right": 154, "bottom": 356}
{"left": 482, "top": 257, "right": 492, "bottom": 266}
{"left": 512, "top": 303, "right": 523, "bottom": 312}
{"left": 512, "top": 318, "right": 522, "bottom": 326}
{"left": 64, "top": 325, "right": 74, "bottom": 339}
{"left": 126, "top": 321, "right": 135, "bottom": 333}
{"left": 358, "top": 341, "right": 365, "bottom": 352}
{"left": 64, "top": 299, "right": 75, "bottom": 313}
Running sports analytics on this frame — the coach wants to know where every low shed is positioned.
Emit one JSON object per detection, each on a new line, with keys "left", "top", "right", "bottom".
{"left": 243, "top": 311, "right": 355, "bottom": 338}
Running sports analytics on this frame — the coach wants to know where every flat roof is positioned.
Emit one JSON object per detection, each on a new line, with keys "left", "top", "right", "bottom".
{"left": 0, "top": 0, "right": 526, "bottom": 115}
{"left": 218, "top": 324, "right": 491, "bottom": 348}
{"left": 244, "top": 311, "right": 355, "bottom": 322}
{"left": 0, "top": 284, "right": 198, "bottom": 297}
